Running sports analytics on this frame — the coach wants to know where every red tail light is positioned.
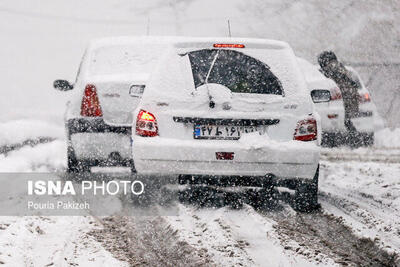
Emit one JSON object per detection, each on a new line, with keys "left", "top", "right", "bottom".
{"left": 81, "top": 84, "right": 102, "bottom": 117}
{"left": 136, "top": 110, "right": 158, "bottom": 137}
{"left": 327, "top": 114, "right": 338, "bottom": 119}
{"left": 330, "top": 87, "right": 342, "bottom": 101}
{"left": 294, "top": 117, "right": 317, "bottom": 141}
{"left": 359, "top": 92, "right": 371, "bottom": 103}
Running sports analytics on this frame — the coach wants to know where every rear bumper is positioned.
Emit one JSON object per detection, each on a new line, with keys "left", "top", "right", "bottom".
{"left": 133, "top": 137, "right": 319, "bottom": 180}
{"left": 71, "top": 133, "right": 132, "bottom": 161}
{"left": 67, "top": 118, "right": 132, "bottom": 161}
{"left": 316, "top": 106, "right": 346, "bottom": 132}
{"left": 351, "top": 111, "right": 374, "bottom": 133}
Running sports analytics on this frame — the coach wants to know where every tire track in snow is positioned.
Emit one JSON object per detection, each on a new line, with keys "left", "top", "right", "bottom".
{"left": 0, "top": 216, "right": 124, "bottom": 267}
{"left": 2, "top": 136, "right": 397, "bottom": 265}
{"left": 319, "top": 186, "right": 400, "bottom": 257}
{"left": 263, "top": 204, "right": 399, "bottom": 266}
{"left": 319, "top": 151, "right": 400, "bottom": 263}
{"left": 0, "top": 142, "right": 127, "bottom": 266}
{"left": 166, "top": 204, "right": 254, "bottom": 266}
{"left": 89, "top": 215, "right": 213, "bottom": 266}
{"left": 166, "top": 204, "right": 323, "bottom": 266}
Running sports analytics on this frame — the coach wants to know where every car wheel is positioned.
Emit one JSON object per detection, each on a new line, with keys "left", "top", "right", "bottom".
{"left": 322, "top": 132, "right": 336, "bottom": 147}
{"left": 363, "top": 132, "right": 374, "bottom": 146}
{"left": 67, "top": 146, "right": 91, "bottom": 173}
{"left": 130, "top": 176, "right": 161, "bottom": 207}
{"left": 246, "top": 186, "right": 278, "bottom": 210}
{"left": 129, "top": 160, "right": 136, "bottom": 173}
{"left": 293, "top": 164, "right": 319, "bottom": 212}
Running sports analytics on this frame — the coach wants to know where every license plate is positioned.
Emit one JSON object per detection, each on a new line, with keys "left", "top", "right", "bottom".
{"left": 193, "top": 125, "right": 258, "bottom": 140}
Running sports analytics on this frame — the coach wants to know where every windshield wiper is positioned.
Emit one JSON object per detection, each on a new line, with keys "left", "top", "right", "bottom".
{"left": 205, "top": 50, "right": 220, "bottom": 108}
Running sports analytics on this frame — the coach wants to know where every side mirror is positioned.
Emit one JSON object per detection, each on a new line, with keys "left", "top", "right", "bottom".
{"left": 311, "top": 89, "right": 331, "bottom": 103}
{"left": 129, "top": 85, "right": 145, "bottom": 98}
{"left": 53, "top": 80, "right": 73, "bottom": 91}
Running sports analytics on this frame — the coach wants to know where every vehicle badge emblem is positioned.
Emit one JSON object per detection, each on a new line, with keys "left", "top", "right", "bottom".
{"left": 222, "top": 102, "right": 232, "bottom": 110}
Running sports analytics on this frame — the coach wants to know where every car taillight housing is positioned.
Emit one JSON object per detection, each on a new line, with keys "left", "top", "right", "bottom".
{"left": 294, "top": 117, "right": 317, "bottom": 141}
{"left": 81, "top": 84, "right": 102, "bottom": 117}
{"left": 359, "top": 92, "right": 371, "bottom": 103}
{"left": 330, "top": 87, "right": 342, "bottom": 101}
{"left": 136, "top": 110, "right": 158, "bottom": 137}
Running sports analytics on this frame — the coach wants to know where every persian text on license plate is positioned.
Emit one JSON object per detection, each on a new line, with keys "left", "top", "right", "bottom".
{"left": 193, "top": 125, "right": 258, "bottom": 140}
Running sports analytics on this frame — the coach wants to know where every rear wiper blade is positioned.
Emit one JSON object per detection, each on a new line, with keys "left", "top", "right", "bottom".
{"left": 205, "top": 50, "right": 220, "bottom": 108}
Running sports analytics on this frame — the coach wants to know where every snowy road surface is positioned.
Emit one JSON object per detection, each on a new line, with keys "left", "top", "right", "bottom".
{"left": 0, "top": 130, "right": 399, "bottom": 266}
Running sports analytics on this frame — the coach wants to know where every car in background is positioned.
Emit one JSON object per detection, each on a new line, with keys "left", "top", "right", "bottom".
{"left": 345, "top": 66, "right": 384, "bottom": 145}
{"left": 53, "top": 37, "right": 170, "bottom": 172}
{"left": 297, "top": 57, "right": 346, "bottom": 146}
{"left": 132, "top": 38, "right": 321, "bottom": 211}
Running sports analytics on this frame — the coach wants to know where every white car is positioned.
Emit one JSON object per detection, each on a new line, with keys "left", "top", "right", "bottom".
{"left": 53, "top": 37, "right": 169, "bottom": 172}
{"left": 345, "top": 66, "right": 384, "bottom": 145}
{"left": 297, "top": 57, "right": 347, "bottom": 146}
{"left": 132, "top": 37, "right": 321, "bottom": 210}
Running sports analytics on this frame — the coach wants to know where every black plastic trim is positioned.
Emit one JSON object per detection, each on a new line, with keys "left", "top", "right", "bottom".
{"left": 67, "top": 118, "right": 131, "bottom": 135}
{"left": 173, "top": 117, "right": 280, "bottom": 126}
{"left": 355, "top": 111, "right": 373, "bottom": 118}
{"left": 178, "top": 174, "right": 315, "bottom": 189}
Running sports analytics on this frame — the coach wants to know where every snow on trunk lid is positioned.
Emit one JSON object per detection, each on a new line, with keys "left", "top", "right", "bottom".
{"left": 95, "top": 80, "right": 143, "bottom": 126}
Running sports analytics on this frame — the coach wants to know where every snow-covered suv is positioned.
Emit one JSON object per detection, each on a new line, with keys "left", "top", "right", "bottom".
{"left": 132, "top": 38, "right": 321, "bottom": 210}
{"left": 53, "top": 37, "right": 168, "bottom": 172}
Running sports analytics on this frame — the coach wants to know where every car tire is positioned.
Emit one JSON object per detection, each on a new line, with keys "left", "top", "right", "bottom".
{"left": 129, "top": 160, "right": 136, "bottom": 173}
{"left": 322, "top": 132, "right": 336, "bottom": 147}
{"left": 67, "top": 146, "right": 91, "bottom": 173}
{"left": 293, "top": 164, "right": 319, "bottom": 212}
{"left": 251, "top": 188, "right": 279, "bottom": 210}
{"left": 130, "top": 176, "right": 162, "bottom": 207}
{"left": 363, "top": 132, "right": 374, "bottom": 146}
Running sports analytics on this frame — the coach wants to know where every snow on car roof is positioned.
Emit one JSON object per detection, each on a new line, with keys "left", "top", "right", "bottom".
{"left": 87, "top": 36, "right": 290, "bottom": 50}
{"left": 87, "top": 36, "right": 177, "bottom": 50}
{"left": 172, "top": 38, "right": 290, "bottom": 50}
{"left": 85, "top": 36, "right": 291, "bottom": 77}
{"left": 297, "top": 57, "right": 337, "bottom": 90}
{"left": 297, "top": 57, "right": 323, "bottom": 81}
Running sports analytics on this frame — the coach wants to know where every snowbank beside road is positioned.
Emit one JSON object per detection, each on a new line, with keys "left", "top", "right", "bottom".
{"left": 375, "top": 128, "right": 400, "bottom": 148}
{"left": 0, "top": 120, "right": 64, "bottom": 146}
{"left": 0, "top": 140, "right": 66, "bottom": 172}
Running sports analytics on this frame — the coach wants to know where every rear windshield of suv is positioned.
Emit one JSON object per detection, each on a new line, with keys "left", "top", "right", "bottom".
{"left": 187, "top": 49, "right": 283, "bottom": 95}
